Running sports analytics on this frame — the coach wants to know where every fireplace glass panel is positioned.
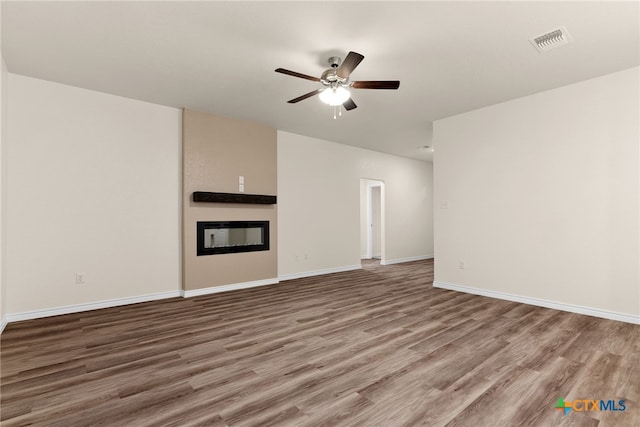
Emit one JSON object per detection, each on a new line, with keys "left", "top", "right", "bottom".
{"left": 197, "top": 221, "right": 269, "bottom": 255}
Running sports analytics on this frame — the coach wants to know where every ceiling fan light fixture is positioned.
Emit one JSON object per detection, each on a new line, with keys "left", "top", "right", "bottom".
{"left": 319, "top": 86, "right": 350, "bottom": 106}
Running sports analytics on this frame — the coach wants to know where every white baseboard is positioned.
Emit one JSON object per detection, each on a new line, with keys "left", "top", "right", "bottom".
{"left": 381, "top": 254, "right": 434, "bottom": 266}
{"left": 182, "top": 278, "right": 280, "bottom": 298}
{"left": 433, "top": 280, "right": 640, "bottom": 325}
{"left": 4, "top": 290, "right": 182, "bottom": 324}
{"left": 2, "top": 277, "right": 282, "bottom": 327}
{"left": 279, "top": 264, "right": 362, "bottom": 282}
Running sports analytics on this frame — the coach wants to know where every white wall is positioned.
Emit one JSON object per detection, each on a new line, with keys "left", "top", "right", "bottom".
{"left": 278, "top": 131, "right": 433, "bottom": 278}
{"left": 0, "top": 21, "right": 7, "bottom": 329}
{"left": 434, "top": 67, "right": 640, "bottom": 321}
{"left": 6, "top": 74, "right": 181, "bottom": 316}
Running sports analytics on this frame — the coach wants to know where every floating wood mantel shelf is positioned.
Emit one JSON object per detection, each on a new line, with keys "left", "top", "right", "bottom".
{"left": 192, "top": 191, "right": 277, "bottom": 205}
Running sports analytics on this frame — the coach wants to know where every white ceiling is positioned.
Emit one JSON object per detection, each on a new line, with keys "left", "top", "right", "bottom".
{"left": 2, "top": 1, "right": 638, "bottom": 161}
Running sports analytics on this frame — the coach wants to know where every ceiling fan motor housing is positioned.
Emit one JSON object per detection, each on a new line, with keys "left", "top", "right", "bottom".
{"left": 320, "top": 56, "right": 348, "bottom": 87}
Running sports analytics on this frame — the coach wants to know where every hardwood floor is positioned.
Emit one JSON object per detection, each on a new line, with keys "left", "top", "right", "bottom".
{"left": 1, "top": 259, "right": 638, "bottom": 426}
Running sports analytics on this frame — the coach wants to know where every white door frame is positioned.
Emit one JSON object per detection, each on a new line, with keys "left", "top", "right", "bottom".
{"left": 365, "top": 180, "right": 384, "bottom": 261}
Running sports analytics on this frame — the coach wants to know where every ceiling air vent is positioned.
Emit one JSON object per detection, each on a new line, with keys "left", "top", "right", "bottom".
{"left": 530, "top": 27, "right": 572, "bottom": 53}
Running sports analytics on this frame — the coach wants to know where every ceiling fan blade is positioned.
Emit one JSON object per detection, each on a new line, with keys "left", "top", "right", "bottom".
{"left": 287, "top": 88, "right": 324, "bottom": 103}
{"left": 352, "top": 80, "right": 400, "bottom": 90}
{"left": 337, "top": 51, "right": 364, "bottom": 79}
{"left": 343, "top": 98, "right": 357, "bottom": 111}
{"left": 275, "top": 68, "right": 321, "bottom": 82}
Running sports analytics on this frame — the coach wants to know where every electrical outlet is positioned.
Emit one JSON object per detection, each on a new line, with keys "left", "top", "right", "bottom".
{"left": 76, "top": 273, "right": 85, "bottom": 284}
{"left": 239, "top": 183, "right": 245, "bottom": 193}
{"left": 458, "top": 261, "right": 465, "bottom": 270}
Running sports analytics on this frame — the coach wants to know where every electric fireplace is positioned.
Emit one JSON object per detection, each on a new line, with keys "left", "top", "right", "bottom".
{"left": 197, "top": 221, "right": 269, "bottom": 256}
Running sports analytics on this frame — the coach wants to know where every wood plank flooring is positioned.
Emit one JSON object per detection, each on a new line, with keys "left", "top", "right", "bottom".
{"left": 1, "top": 259, "right": 639, "bottom": 426}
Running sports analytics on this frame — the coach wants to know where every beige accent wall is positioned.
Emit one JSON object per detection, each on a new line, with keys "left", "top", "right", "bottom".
{"left": 182, "top": 109, "right": 277, "bottom": 291}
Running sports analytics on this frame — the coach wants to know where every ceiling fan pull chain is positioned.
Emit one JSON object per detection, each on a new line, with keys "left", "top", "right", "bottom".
{"left": 331, "top": 104, "right": 343, "bottom": 120}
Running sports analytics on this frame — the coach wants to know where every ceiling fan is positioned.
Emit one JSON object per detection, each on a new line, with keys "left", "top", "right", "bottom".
{"left": 275, "top": 51, "right": 400, "bottom": 116}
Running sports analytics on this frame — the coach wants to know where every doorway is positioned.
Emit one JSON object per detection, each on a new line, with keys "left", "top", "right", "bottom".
{"left": 360, "top": 179, "right": 385, "bottom": 263}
